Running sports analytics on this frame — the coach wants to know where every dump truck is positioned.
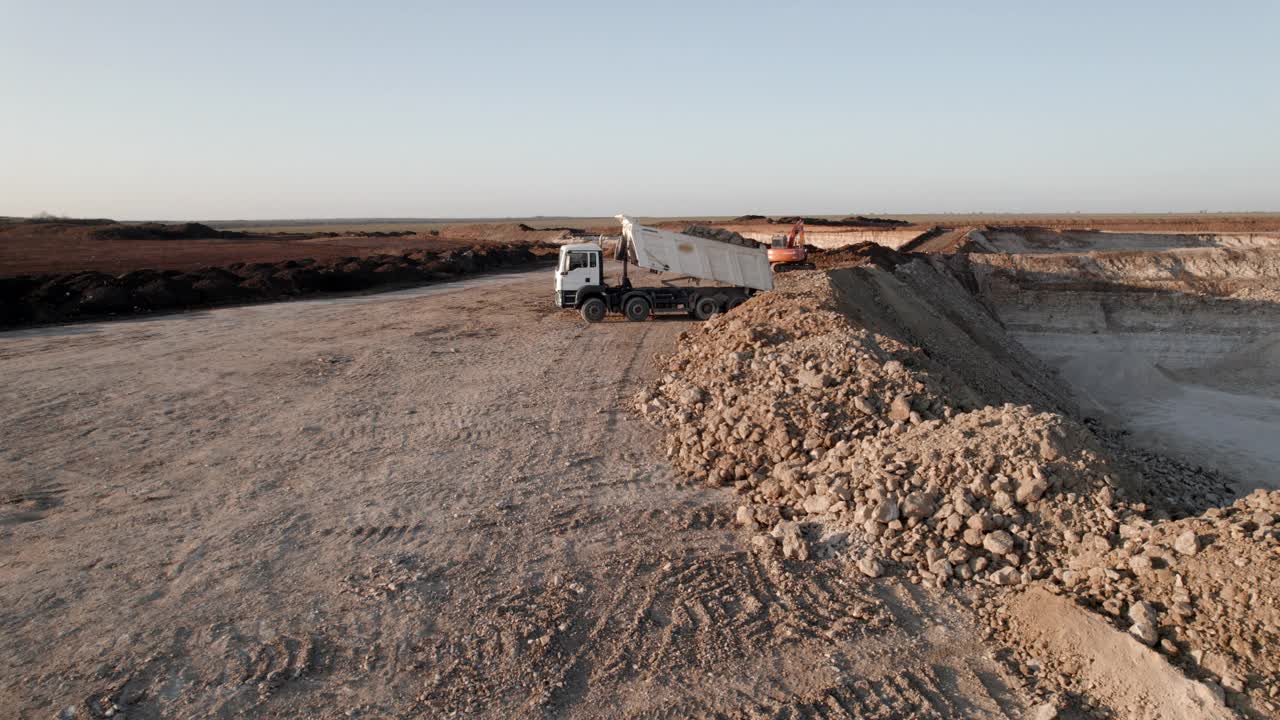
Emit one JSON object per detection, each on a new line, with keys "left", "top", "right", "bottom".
{"left": 554, "top": 215, "right": 773, "bottom": 322}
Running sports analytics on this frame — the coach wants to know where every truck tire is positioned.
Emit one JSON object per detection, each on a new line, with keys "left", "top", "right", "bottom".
{"left": 727, "top": 296, "right": 747, "bottom": 311}
{"left": 693, "top": 296, "right": 719, "bottom": 321}
{"left": 580, "top": 297, "right": 606, "bottom": 323}
{"left": 623, "top": 296, "right": 651, "bottom": 322}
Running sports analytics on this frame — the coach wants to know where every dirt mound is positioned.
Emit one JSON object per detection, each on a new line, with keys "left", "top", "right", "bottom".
{"left": 1049, "top": 488, "right": 1280, "bottom": 712}
{"left": 0, "top": 216, "right": 115, "bottom": 229}
{"left": 0, "top": 243, "right": 554, "bottom": 328}
{"left": 772, "top": 215, "right": 912, "bottom": 228}
{"left": 437, "top": 222, "right": 576, "bottom": 243}
{"left": 809, "top": 241, "right": 920, "bottom": 270}
{"left": 636, "top": 260, "right": 1275, "bottom": 714}
{"left": 898, "top": 226, "right": 979, "bottom": 254}
{"left": 313, "top": 229, "right": 423, "bottom": 238}
{"left": 516, "top": 223, "right": 585, "bottom": 234}
{"left": 90, "top": 222, "right": 246, "bottom": 241}
{"left": 635, "top": 268, "right": 1143, "bottom": 588}
{"left": 732, "top": 214, "right": 767, "bottom": 222}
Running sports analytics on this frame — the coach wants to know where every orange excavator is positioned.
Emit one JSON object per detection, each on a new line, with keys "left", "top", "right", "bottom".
{"left": 767, "top": 219, "right": 815, "bottom": 272}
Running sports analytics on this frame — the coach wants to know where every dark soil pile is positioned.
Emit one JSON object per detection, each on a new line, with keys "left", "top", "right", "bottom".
{"left": 313, "top": 230, "right": 426, "bottom": 238}
{"left": 809, "top": 242, "right": 920, "bottom": 270}
{"left": 772, "top": 216, "right": 912, "bottom": 228}
{"left": 0, "top": 243, "right": 555, "bottom": 328}
{"left": 90, "top": 223, "right": 248, "bottom": 241}
{"left": 0, "top": 216, "right": 114, "bottom": 229}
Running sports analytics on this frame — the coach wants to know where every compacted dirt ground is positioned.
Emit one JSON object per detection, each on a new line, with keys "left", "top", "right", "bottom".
{"left": 1, "top": 267, "right": 1029, "bottom": 719}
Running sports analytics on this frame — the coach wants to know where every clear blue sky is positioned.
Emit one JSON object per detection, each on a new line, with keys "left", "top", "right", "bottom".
{"left": 2, "top": 0, "right": 1278, "bottom": 220}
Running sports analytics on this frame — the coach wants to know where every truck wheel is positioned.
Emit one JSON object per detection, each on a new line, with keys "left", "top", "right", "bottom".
{"left": 580, "top": 297, "right": 606, "bottom": 323}
{"left": 727, "top": 297, "right": 747, "bottom": 311}
{"left": 623, "top": 296, "right": 651, "bottom": 322}
{"left": 693, "top": 297, "right": 719, "bottom": 321}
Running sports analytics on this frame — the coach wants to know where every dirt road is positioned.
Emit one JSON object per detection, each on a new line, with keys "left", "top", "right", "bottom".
{"left": 1, "top": 267, "right": 1027, "bottom": 719}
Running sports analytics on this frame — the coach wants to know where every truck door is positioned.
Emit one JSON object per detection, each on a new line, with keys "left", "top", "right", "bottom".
{"left": 558, "top": 250, "right": 599, "bottom": 294}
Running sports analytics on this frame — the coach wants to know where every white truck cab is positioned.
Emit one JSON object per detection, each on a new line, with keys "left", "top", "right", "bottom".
{"left": 554, "top": 243, "right": 604, "bottom": 309}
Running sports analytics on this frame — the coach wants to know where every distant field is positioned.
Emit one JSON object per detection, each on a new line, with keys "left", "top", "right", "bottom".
{"left": 208, "top": 217, "right": 698, "bottom": 234}
{"left": 214, "top": 213, "right": 1280, "bottom": 234}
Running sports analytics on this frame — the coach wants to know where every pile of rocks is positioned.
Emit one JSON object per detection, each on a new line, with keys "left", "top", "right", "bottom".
{"left": 637, "top": 272, "right": 1144, "bottom": 587}
{"left": 809, "top": 404, "right": 1139, "bottom": 587}
{"left": 1053, "top": 489, "right": 1280, "bottom": 708}
{"left": 638, "top": 268, "right": 1244, "bottom": 590}
{"left": 1087, "top": 421, "right": 1236, "bottom": 519}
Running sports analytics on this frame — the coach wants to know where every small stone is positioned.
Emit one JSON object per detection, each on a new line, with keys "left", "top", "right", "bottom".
{"left": 888, "top": 394, "right": 913, "bottom": 422}
{"left": 735, "top": 505, "right": 756, "bottom": 526}
{"left": 852, "top": 395, "right": 875, "bottom": 415}
{"left": 1031, "top": 702, "right": 1059, "bottom": 720}
{"left": 751, "top": 534, "right": 777, "bottom": 552}
{"left": 1174, "top": 530, "right": 1200, "bottom": 556}
{"left": 1038, "top": 437, "right": 1062, "bottom": 462}
{"left": 1128, "top": 601, "right": 1157, "bottom": 627}
{"left": 873, "top": 497, "right": 900, "bottom": 524}
{"left": 990, "top": 566, "right": 1020, "bottom": 585}
{"left": 1129, "top": 620, "right": 1158, "bottom": 646}
{"left": 679, "top": 387, "right": 705, "bottom": 407}
{"left": 1128, "top": 554, "right": 1153, "bottom": 575}
{"left": 967, "top": 513, "right": 994, "bottom": 531}
{"left": 802, "top": 495, "right": 832, "bottom": 514}
{"left": 901, "top": 491, "right": 935, "bottom": 519}
{"left": 777, "top": 521, "right": 809, "bottom": 561}
{"left": 797, "top": 369, "right": 833, "bottom": 389}
{"left": 857, "top": 553, "right": 884, "bottom": 579}
{"left": 983, "top": 530, "right": 1016, "bottom": 557}
{"left": 1015, "top": 475, "right": 1049, "bottom": 504}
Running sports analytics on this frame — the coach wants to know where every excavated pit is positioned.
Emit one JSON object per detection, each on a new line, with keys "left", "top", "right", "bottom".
{"left": 968, "top": 229, "right": 1280, "bottom": 490}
